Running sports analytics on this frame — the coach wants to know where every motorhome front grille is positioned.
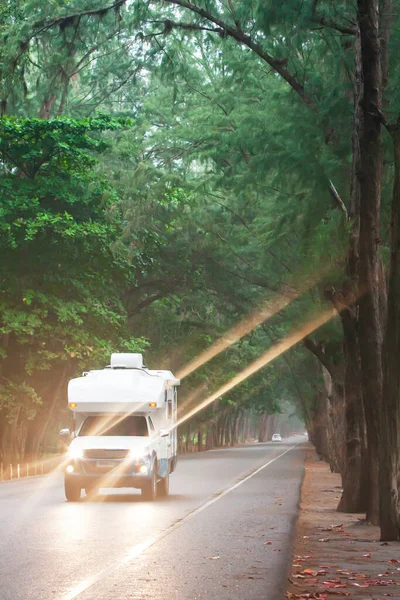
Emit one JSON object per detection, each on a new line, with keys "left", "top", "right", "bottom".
{"left": 83, "top": 462, "right": 132, "bottom": 475}
{"left": 83, "top": 449, "right": 130, "bottom": 459}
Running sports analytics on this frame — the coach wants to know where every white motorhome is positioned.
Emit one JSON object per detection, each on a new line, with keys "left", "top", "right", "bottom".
{"left": 61, "top": 353, "right": 179, "bottom": 502}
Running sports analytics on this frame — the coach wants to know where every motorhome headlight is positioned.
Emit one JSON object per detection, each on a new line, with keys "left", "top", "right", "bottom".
{"left": 67, "top": 447, "right": 83, "bottom": 460}
{"left": 128, "top": 448, "right": 150, "bottom": 463}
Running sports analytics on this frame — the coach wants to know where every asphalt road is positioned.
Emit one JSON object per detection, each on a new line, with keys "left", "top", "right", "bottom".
{"left": 0, "top": 439, "right": 307, "bottom": 600}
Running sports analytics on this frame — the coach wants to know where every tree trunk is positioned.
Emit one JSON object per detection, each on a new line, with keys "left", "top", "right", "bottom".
{"left": 30, "top": 368, "right": 67, "bottom": 459}
{"left": 39, "top": 95, "right": 57, "bottom": 119}
{"left": 258, "top": 414, "right": 268, "bottom": 442}
{"left": 380, "top": 127, "right": 400, "bottom": 540}
{"left": 338, "top": 308, "right": 369, "bottom": 512}
{"left": 205, "top": 426, "right": 213, "bottom": 450}
{"left": 338, "top": 23, "right": 369, "bottom": 513}
{"left": 357, "top": 0, "right": 384, "bottom": 525}
{"left": 321, "top": 366, "right": 345, "bottom": 474}
{"left": 2, "top": 409, "right": 21, "bottom": 467}
{"left": 197, "top": 427, "right": 202, "bottom": 452}
{"left": 231, "top": 410, "right": 240, "bottom": 446}
{"left": 224, "top": 415, "right": 232, "bottom": 446}
{"left": 312, "top": 391, "right": 331, "bottom": 462}
{"left": 185, "top": 422, "right": 191, "bottom": 452}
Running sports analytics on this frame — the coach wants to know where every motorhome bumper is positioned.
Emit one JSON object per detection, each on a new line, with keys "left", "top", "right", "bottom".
{"left": 65, "top": 472, "right": 152, "bottom": 488}
{"left": 65, "top": 458, "right": 154, "bottom": 487}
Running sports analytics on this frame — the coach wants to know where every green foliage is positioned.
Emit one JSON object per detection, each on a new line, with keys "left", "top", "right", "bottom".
{"left": 0, "top": 115, "right": 147, "bottom": 426}
{"left": 5, "top": 0, "right": 393, "bottom": 455}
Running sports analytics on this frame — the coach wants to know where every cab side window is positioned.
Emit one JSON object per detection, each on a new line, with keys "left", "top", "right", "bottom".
{"left": 148, "top": 417, "right": 155, "bottom": 433}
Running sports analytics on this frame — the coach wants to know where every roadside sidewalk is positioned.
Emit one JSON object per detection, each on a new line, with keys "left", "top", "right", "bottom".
{"left": 286, "top": 450, "right": 400, "bottom": 600}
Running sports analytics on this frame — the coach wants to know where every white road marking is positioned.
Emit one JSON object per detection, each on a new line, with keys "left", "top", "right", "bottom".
{"left": 62, "top": 443, "right": 302, "bottom": 600}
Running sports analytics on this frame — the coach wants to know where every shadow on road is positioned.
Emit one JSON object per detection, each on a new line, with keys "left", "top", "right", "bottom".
{"left": 81, "top": 493, "right": 191, "bottom": 503}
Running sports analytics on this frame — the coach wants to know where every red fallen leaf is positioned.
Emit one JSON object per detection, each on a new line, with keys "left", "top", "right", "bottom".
{"left": 265, "top": 542, "right": 272, "bottom": 545}
{"left": 366, "top": 579, "right": 397, "bottom": 585}
{"left": 285, "top": 594, "right": 316, "bottom": 599}
{"left": 352, "top": 583, "right": 370, "bottom": 587}
{"left": 362, "top": 553, "right": 372, "bottom": 558}
{"left": 389, "top": 559, "right": 400, "bottom": 563}
{"left": 302, "top": 569, "right": 318, "bottom": 575}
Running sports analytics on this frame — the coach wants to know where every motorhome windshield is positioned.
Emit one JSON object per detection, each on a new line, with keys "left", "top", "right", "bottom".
{"left": 79, "top": 416, "right": 149, "bottom": 437}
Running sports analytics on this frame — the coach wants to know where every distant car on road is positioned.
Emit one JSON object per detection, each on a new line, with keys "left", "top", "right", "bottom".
{"left": 272, "top": 433, "right": 282, "bottom": 442}
{"left": 290, "top": 431, "right": 297, "bottom": 436}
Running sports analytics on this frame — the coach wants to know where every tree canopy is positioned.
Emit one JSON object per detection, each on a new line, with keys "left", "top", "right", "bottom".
{"left": 1, "top": 0, "right": 400, "bottom": 539}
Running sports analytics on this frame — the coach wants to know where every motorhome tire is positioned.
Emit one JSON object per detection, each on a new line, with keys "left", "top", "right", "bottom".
{"left": 157, "top": 472, "right": 169, "bottom": 497}
{"left": 65, "top": 477, "right": 81, "bottom": 502}
{"left": 142, "top": 470, "right": 157, "bottom": 501}
{"left": 85, "top": 485, "right": 98, "bottom": 497}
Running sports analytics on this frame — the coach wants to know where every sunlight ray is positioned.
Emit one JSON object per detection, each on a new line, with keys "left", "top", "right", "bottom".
{"left": 174, "top": 308, "right": 335, "bottom": 430}
{"left": 177, "top": 287, "right": 299, "bottom": 380}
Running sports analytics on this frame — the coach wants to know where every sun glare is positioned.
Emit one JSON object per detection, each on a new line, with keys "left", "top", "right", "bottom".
{"left": 174, "top": 308, "right": 335, "bottom": 430}
{"left": 176, "top": 286, "right": 300, "bottom": 380}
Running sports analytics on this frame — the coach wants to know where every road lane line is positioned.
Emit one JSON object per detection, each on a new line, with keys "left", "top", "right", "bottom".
{"left": 62, "top": 442, "right": 303, "bottom": 600}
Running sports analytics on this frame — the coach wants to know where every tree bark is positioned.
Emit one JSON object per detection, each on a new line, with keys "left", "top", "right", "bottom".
{"left": 380, "top": 126, "right": 400, "bottom": 540}
{"left": 258, "top": 413, "right": 268, "bottom": 442}
{"left": 312, "top": 391, "right": 331, "bottom": 462}
{"left": 338, "top": 307, "right": 368, "bottom": 512}
{"left": 197, "top": 427, "right": 202, "bottom": 452}
{"left": 356, "top": 0, "right": 384, "bottom": 525}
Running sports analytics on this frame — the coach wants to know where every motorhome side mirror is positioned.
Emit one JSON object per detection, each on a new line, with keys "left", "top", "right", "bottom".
{"left": 159, "top": 429, "right": 169, "bottom": 438}
{"left": 59, "top": 428, "right": 71, "bottom": 438}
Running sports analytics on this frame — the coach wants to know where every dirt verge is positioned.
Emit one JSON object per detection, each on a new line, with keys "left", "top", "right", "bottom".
{"left": 286, "top": 449, "right": 400, "bottom": 599}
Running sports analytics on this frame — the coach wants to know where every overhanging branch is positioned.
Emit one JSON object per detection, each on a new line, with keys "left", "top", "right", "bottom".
{"left": 303, "top": 337, "right": 336, "bottom": 377}
{"left": 161, "top": 0, "right": 316, "bottom": 109}
{"left": 33, "top": 0, "right": 128, "bottom": 30}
